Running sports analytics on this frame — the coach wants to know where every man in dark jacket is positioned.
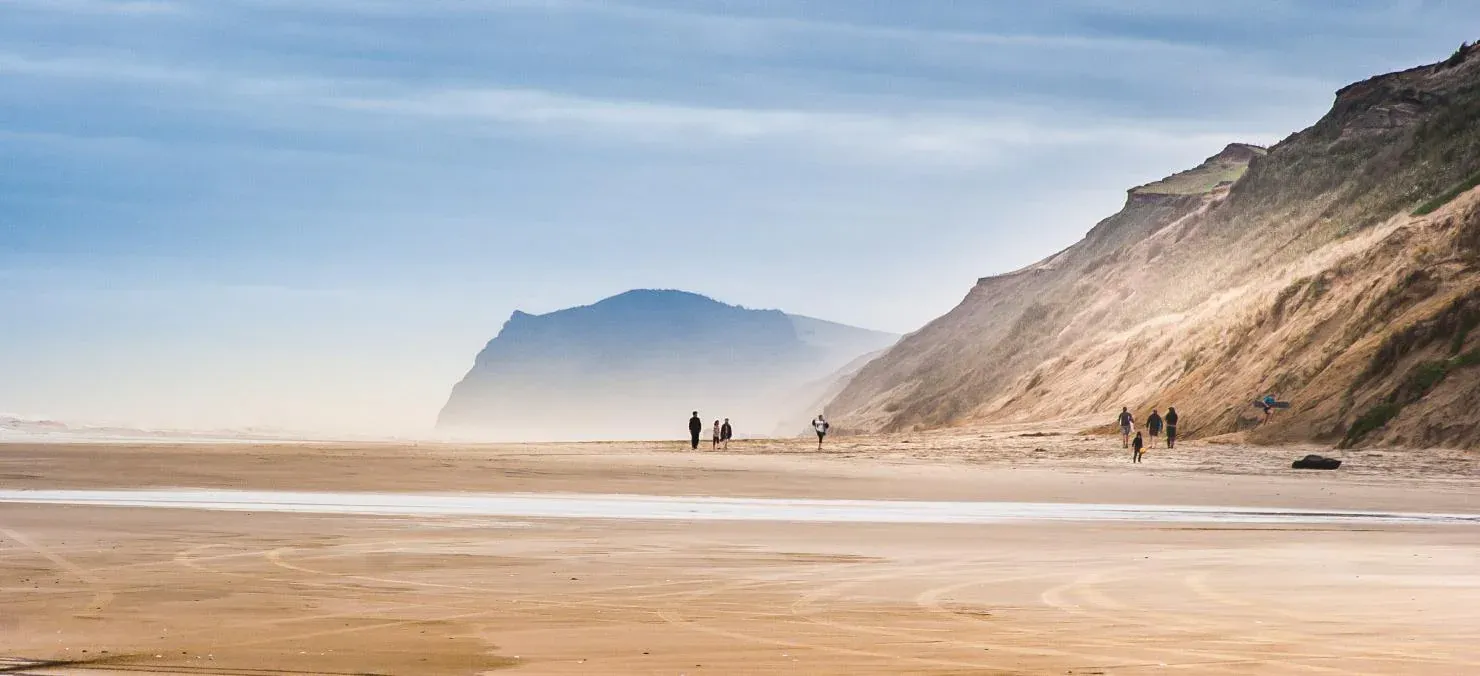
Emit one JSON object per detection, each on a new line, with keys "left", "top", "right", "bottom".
{"left": 1165, "top": 407, "right": 1179, "bottom": 449}
{"left": 688, "top": 411, "right": 703, "bottom": 450}
{"left": 1147, "top": 409, "right": 1164, "bottom": 448}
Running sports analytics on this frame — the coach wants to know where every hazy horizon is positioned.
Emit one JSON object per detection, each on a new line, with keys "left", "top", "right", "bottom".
{"left": 4, "top": 0, "right": 1479, "bottom": 435}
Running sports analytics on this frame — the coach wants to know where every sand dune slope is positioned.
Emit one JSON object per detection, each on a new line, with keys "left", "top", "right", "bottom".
{"left": 829, "top": 45, "right": 1480, "bottom": 449}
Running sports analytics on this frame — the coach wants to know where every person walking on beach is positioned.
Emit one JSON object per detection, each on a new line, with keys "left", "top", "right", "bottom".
{"left": 1165, "top": 407, "right": 1179, "bottom": 449}
{"left": 721, "top": 418, "right": 733, "bottom": 450}
{"left": 712, "top": 419, "right": 721, "bottom": 450}
{"left": 813, "top": 415, "right": 830, "bottom": 450}
{"left": 688, "top": 411, "right": 703, "bottom": 450}
{"left": 1118, "top": 407, "right": 1135, "bottom": 448}
{"left": 1147, "top": 409, "right": 1164, "bottom": 449}
{"left": 1132, "top": 431, "right": 1145, "bottom": 463}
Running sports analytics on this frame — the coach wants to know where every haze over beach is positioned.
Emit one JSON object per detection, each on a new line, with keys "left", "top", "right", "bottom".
{"left": 4, "top": 2, "right": 1480, "bottom": 675}
{"left": 4, "top": 0, "right": 1479, "bottom": 436}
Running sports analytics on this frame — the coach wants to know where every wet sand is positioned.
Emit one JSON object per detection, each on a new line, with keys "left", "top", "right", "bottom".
{"left": 4, "top": 488, "right": 1480, "bottom": 526}
{"left": 2, "top": 432, "right": 1479, "bottom": 674}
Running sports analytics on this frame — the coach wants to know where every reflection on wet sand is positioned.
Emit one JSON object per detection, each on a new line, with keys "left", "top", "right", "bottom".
{"left": 2, "top": 488, "right": 1478, "bottom": 525}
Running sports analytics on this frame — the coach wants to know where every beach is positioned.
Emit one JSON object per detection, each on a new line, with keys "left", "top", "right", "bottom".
{"left": 2, "top": 429, "right": 1478, "bottom": 674}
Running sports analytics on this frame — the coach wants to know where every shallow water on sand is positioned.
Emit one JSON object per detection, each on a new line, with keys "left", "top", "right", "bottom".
{"left": 1, "top": 489, "right": 1478, "bottom": 525}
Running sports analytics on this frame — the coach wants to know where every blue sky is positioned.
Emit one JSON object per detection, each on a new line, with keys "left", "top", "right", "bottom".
{"left": 2, "top": 0, "right": 1477, "bottom": 433}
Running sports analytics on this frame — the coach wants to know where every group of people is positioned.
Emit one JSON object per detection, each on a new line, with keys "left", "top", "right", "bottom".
{"left": 685, "top": 412, "right": 831, "bottom": 450}
{"left": 1118, "top": 406, "right": 1179, "bottom": 463}
{"left": 683, "top": 406, "right": 1189, "bottom": 459}
{"left": 688, "top": 412, "right": 734, "bottom": 450}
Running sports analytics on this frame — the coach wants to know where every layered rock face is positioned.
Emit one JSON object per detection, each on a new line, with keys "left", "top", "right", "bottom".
{"left": 438, "top": 290, "right": 896, "bottom": 440}
{"left": 827, "top": 44, "right": 1480, "bottom": 448}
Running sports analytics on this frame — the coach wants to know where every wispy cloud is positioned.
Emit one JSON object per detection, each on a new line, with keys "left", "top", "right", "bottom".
{"left": 1, "top": 50, "right": 1270, "bottom": 166}
{"left": 0, "top": 0, "right": 181, "bottom": 14}
{"left": 0, "top": 52, "right": 201, "bottom": 82}
{"left": 559, "top": 1, "right": 1213, "bottom": 54}
{"left": 214, "top": 0, "right": 1211, "bottom": 54}
{"left": 327, "top": 85, "right": 1263, "bottom": 165}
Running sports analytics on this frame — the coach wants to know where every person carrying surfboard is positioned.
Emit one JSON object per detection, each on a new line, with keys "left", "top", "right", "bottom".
{"left": 1118, "top": 407, "right": 1134, "bottom": 448}
{"left": 1260, "top": 394, "right": 1278, "bottom": 424}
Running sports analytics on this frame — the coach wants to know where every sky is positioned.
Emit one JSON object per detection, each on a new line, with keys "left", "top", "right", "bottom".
{"left": 2, "top": 0, "right": 1478, "bottom": 435}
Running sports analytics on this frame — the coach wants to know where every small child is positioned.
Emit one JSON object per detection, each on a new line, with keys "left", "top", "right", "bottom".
{"left": 1132, "top": 431, "right": 1145, "bottom": 463}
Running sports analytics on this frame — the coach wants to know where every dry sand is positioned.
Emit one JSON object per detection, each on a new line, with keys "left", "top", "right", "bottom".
{"left": 2, "top": 428, "right": 1478, "bottom": 674}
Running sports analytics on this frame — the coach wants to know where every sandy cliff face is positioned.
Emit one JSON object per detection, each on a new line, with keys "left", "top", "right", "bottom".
{"left": 828, "top": 43, "right": 1480, "bottom": 448}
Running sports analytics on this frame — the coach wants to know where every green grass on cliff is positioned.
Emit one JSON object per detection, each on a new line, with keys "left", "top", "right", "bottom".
{"left": 1132, "top": 160, "right": 1255, "bottom": 196}
{"left": 1413, "top": 168, "right": 1480, "bottom": 215}
{"left": 1342, "top": 347, "right": 1480, "bottom": 446}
